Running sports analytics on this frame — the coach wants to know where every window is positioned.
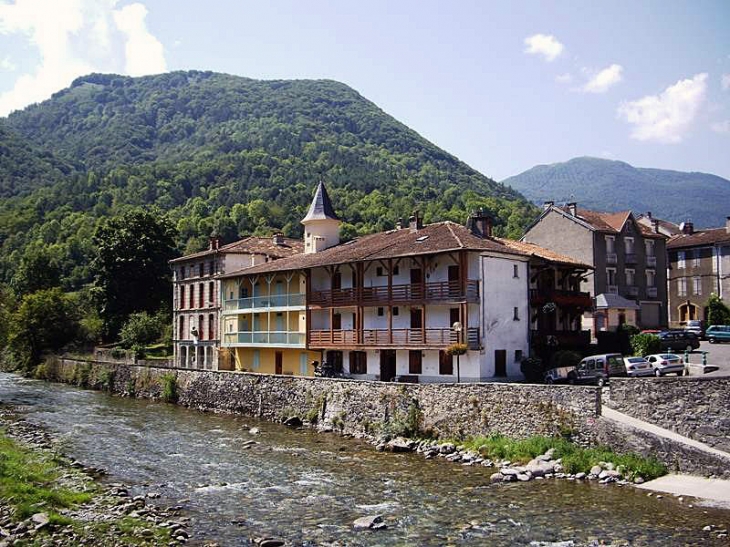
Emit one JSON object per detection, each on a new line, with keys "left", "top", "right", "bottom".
{"left": 350, "top": 351, "right": 367, "bottom": 374}
{"left": 209, "top": 261, "right": 215, "bottom": 275}
{"left": 645, "top": 239, "right": 655, "bottom": 257}
{"left": 693, "top": 276, "right": 702, "bottom": 296}
{"left": 252, "top": 350, "right": 260, "bottom": 370}
{"left": 646, "top": 270, "right": 656, "bottom": 287}
{"left": 377, "top": 307, "right": 384, "bottom": 317}
{"left": 393, "top": 306, "right": 399, "bottom": 316}
{"left": 393, "top": 266, "right": 399, "bottom": 275}
{"left": 439, "top": 350, "right": 453, "bottom": 375}
{"left": 606, "top": 268, "right": 616, "bottom": 285}
{"left": 678, "top": 251, "right": 686, "bottom": 269}
{"left": 513, "top": 264, "right": 519, "bottom": 278}
{"left": 376, "top": 266, "right": 384, "bottom": 276}
{"left": 198, "top": 263, "right": 204, "bottom": 277}
{"left": 208, "top": 314, "right": 215, "bottom": 340}
{"left": 693, "top": 251, "right": 701, "bottom": 268}
{"left": 678, "top": 277, "right": 687, "bottom": 297}
{"left": 179, "top": 267, "right": 186, "bottom": 280}
{"left": 605, "top": 236, "right": 615, "bottom": 254}
{"left": 409, "top": 350, "right": 422, "bottom": 374}
{"left": 514, "top": 350, "right": 523, "bottom": 363}
{"left": 513, "top": 307, "right": 520, "bottom": 321}
{"left": 199, "top": 283, "right": 204, "bottom": 308}
{"left": 624, "top": 237, "right": 635, "bottom": 255}
{"left": 209, "top": 282, "right": 215, "bottom": 304}
{"left": 179, "top": 316, "right": 184, "bottom": 339}
{"left": 625, "top": 269, "right": 635, "bottom": 286}
{"left": 189, "top": 284, "right": 195, "bottom": 308}
{"left": 180, "top": 286, "right": 185, "bottom": 309}
{"left": 198, "top": 315, "right": 204, "bottom": 340}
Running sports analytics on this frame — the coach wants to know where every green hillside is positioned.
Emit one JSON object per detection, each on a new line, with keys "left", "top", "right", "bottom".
{"left": 502, "top": 156, "right": 730, "bottom": 228}
{"left": 0, "top": 70, "right": 536, "bottom": 291}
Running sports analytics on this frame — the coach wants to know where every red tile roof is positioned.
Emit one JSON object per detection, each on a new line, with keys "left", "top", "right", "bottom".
{"left": 556, "top": 207, "right": 665, "bottom": 239}
{"left": 667, "top": 227, "right": 730, "bottom": 249}
{"left": 170, "top": 236, "right": 303, "bottom": 263}
{"left": 495, "top": 238, "right": 592, "bottom": 268}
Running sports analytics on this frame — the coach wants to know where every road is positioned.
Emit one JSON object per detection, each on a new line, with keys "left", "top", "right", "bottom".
{"left": 689, "top": 340, "right": 730, "bottom": 376}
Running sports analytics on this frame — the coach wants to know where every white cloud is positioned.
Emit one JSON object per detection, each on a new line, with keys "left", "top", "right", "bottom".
{"left": 0, "top": 0, "right": 166, "bottom": 116}
{"left": 0, "top": 55, "right": 16, "bottom": 71}
{"left": 113, "top": 3, "right": 165, "bottom": 77}
{"left": 582, "top": 64, "right": 623, "bottom": 93}
{"left": 555, "top": 72, "right": 573, "bottom": 84}
{"left": 711, "top": 120, "right": 730, "bottom": 134}
{"left": 722, "top": 73, "right": 730, "bottom": 91}
{"left": 617, "top": 73, "right": 708, "bottom": 144}
{"left": 524, "top": 34, "right": 564, "bottom": 62}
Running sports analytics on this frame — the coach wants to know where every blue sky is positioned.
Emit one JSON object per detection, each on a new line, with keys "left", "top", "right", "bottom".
{"left": 1, "top": 0, "right": 729, "bottom": 181}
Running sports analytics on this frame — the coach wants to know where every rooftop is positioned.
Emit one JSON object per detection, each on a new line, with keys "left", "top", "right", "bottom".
{"left": 170, "top": 236, "right": 303, "bottom": 264}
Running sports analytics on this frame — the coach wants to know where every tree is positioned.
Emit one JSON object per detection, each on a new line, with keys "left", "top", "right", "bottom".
{"left": 7, "top": 288, "right": 79, "bottom": 370}
{"left": 10, "top": 244, "right": 61, "bottom": 296}
{"left": 91, "top": 208, "right": 178, "bottom": 339}
{"left": 707, "top": 294, "right": 730, "bottom": 325}
{"left": 119, "top": 312, "right": 164, "bottom": 348}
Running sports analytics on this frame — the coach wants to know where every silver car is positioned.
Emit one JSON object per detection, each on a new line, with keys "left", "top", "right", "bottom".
{"left": 645, "top": 353, "right": 685, "bottom": 377}
{"left": 623, "top": 356, "right": 653, "bottom": 377}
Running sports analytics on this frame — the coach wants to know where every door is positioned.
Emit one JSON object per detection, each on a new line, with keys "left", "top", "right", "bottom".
{"left": 494, "top": 349, "right": 506, "bottom": 377}
{"left": 275, "top": 351, "right": 283, "bottom": 375}
{"left": 410, "top": 268, "right": 423, "bottom": 299}
{"left": 410, "top": 308, "right": 423, "bottom": 343}
{"left": 326, "top": 350, "right": 343, "bottom": 374}
{"left": 448, "top": 265, "right": 460, "bottom": 298}
{"left": 332, "top": 271, "right": 341, "bottom": 290}
{"left": 380, "top": 349, "right": 397, "bottom": 382}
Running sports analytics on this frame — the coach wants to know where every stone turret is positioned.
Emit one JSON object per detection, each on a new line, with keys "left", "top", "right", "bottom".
{"left": 301, "top": 181, "right": 341, "bottom": 254}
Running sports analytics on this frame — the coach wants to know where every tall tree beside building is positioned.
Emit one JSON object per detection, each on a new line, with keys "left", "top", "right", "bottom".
{"left": 91, "top": 208, "right": 178, "bottom": 339}
{"left": 707, "top": 294, "right": 730, "bottom": 325}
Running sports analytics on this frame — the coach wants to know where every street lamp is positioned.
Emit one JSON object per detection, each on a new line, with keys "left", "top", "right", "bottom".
{"left": 452, "top": 321, "right": 463, "bottom": 383}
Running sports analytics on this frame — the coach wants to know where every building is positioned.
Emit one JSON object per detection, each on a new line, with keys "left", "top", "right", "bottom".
{"left": 218, "top": 184, "right": 591, "bottom": 382}
{"left": 522, "top": 202, "right": 668, "bottom": 334}
{"left": 666, "top": 218, "right": 730, "bottom": 325}
{"left": 170, "top": 234, "right": 303, "bottom": 370}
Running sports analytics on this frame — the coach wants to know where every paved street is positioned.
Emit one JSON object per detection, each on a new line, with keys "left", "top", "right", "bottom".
{"left": 689, "top": 340, "right": 730, "bottom": 377}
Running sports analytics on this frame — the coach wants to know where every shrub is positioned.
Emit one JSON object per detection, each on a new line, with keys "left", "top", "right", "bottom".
{"left": 549, "top": 350, "right": 582, "bottom": 369}
{"left": 618, "top": 323, "right": 640, "bottom": 337}
{"left": 161, "top": 373, "right": 178, "bottom": 403}
{"left": 445, "top": 343, "right": 468, "bottom": 356}
{"left": 630, "top": 333, "right": 661, "bottom": 357}
{"left": 520, "top": 356, "right": 544, "bottom": 383}
{"left": 119, "top": 312, "right": 161, "bottom": 349}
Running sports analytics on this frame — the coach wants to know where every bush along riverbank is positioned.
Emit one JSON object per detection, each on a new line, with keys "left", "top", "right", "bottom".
{"left": 0, "top": 406, "right": 190, "bottom": 546}
{"left": 372, "top": 434, "right": 667, "bottom": 485}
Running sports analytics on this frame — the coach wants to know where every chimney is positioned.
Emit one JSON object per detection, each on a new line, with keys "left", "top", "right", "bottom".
{"left": 272, "top": 232, "right": 285, "bottom": 245}
{"left": 680, "top": 221, "right": 694, "bottom": 235}
{"left": 468, "top": 208, "right": 493, "bottom": 238}
{"left": 543, "top": 201, "right": 554, "bottom": 210}
{"left": 646, "top": 211, "right": 652, "bottom": 219}
{"left": 208, "top": 235, "right": 221, "bottom": 251}
{"left": 409, "top": 211, "right": 423, "bottom": 231}
{"left": 652, "top": 219, "right": 660, "bottom": 234}
{"left": 567, "top": 202, "right": 577, "bottom": 217}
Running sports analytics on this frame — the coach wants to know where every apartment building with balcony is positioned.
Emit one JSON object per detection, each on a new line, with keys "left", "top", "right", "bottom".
{"left": 170, "top": 234, "right": 303, "bottom": 370}
{"left": 666, "top": 218, "right": 730, "bottom": 325}
{"left": 522, "top": 202, "right": 668, "bottom": 335}
{"left": 218, "top": 183, "right": 592, "bottom": 382}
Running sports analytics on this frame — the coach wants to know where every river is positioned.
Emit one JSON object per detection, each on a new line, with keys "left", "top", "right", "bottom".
{"left": 0, "top": 372, "right": 727, "bottom": 546}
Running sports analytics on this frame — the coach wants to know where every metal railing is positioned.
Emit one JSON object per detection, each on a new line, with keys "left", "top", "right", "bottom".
{"left": 223, "top": 293, "right": 305, "bottom": 311}
{"left": 222, "top": 331, "right": 306, "bottom": 346}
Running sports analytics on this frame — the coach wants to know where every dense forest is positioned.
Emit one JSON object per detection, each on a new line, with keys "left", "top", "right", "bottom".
{"left": 0, "top": 70, "right": 537, "bottom": 294}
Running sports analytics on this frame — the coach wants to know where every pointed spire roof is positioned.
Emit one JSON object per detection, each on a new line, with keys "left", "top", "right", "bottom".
{"left": 301, "top": 180, "right": 340, "bottom": 223}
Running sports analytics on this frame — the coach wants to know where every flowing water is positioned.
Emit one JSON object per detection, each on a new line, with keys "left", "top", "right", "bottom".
{"left": 0, "top": 372, "right": 728, "bottom": 546}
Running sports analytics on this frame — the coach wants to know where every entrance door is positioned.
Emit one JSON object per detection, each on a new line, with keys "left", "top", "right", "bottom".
{"left": 380, "top": 349, "right": 397, "bottom": 382}
{"left": 494, "top": 349, "right": 506, "bottom": 377}
{"left": 410, "top": 308, "right": 423, "bottom": 344}
{"left": 448, "top": 265, "right": 460, "bottom": 297}
{"left": 410, "top": 268, "right": 423, "bottom": 299}
{"left": 275, "top": 351, "right": 283, "bottom": 375}
{"left": 332, "top": 271, "right": 341, "bottom": 290}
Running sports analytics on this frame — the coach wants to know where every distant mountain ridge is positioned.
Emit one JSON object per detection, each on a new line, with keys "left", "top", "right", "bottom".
{"left": 502, "top": 157, "right": 730, "bottom": 228}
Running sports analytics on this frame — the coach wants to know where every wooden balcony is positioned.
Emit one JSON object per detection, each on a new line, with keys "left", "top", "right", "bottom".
{"left": 308, "top": 327, "right": 480, "bottom": 350}
{"left": 309, "top": 280, "right": 479, "bottom": 308}
{"left": 529, "top": 289, "right": 592, "bottom": 309}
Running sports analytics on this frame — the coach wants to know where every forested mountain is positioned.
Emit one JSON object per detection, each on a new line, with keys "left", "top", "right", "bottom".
{"left": 0, "top": 70, "right": 536, "bottom": 291}
{"left": 502, "top": 156, "right": 730, "bottom": 228}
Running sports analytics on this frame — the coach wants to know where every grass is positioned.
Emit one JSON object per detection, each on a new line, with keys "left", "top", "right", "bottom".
{"left": 0, "top": 431, "right": 94, "bottom": 520}
{"left": 460, "top": 434, "right": 667, "bottom": 480}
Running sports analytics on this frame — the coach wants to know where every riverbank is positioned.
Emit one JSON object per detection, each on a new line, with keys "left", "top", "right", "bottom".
{"left": 0, "top": 405, "right": 190, "bottom": 546}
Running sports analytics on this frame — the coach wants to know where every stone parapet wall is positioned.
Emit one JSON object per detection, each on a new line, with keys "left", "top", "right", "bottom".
{"left": 606, "top": 377, "right": 730, "bottom": 453}
{"left": 53, "top": 358, "right": 601, "bottom": 443}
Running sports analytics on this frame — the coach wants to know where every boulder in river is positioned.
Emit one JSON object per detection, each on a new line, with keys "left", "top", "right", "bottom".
{"left": 353, "top": 514, "right": 387, "bottom": 530}
{"left": 283, "top": 416, "right": 302, "bottom": 428}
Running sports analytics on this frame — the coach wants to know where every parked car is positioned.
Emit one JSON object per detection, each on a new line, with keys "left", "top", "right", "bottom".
{"left": 645, "top": 353, "right": 685, "bottom": 376}
{"left": 623, "top": 356, "right": 653, "bottom": 377}
{"left": 565, "top": 353, "right": 625, "bottom": 386}
{"left": 684, "top": 320, "right": 705, "bottom": 339}
{"left": 706, "top": 325, "right": 730, "bottom": 344}
{"left": 657, "top": 330, "right": 700, "bottom": 352}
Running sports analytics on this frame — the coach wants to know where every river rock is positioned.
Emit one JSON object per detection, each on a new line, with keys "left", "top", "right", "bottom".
{"left": 353, "top": 515, "right": 387, "bottom": 530}
{"left": 589, "top": 465, "right": 602, "bottom": 476}
{"left": 30, "top": 513, "right": 49, "bottom": 530}
{"left": 255, "top": 538, "right": 284, "bottom": 547}
{"left": 283, "top": 416, "right": 302, "bottom": 428}
{"left": 575, "top": 472, "right": 586, "bottom": 480}
{"left": 248, "top": 427, "right": 260, "bottom": 435}
{"left": 439, "top": 443, "right": 456, "bottom": 454}
{"left": 490, "top": 472, "right": 504, "bottom": 483}
{"left": 386, "top": 437, "right": 413, "bottom": 452}
{"left": 526, "top": 460, "right": 555, "bottom": 477}
{"left": 500, "top": 467, "right": 519, "bottom": 476}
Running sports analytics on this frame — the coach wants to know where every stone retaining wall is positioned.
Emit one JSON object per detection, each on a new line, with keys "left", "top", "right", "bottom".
{"left": 606, "top": 377, "right": 730, "bottom": 453}
{"left": 51, "top": 358, "right": 601, "bottom": 443}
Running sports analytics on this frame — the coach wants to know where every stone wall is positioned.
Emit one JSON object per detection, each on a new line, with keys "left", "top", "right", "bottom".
{"left": 51, "top": 358, "right": 601, "bottom": 443}
{"left": 606, "top": 377, "right": 730, "bottom": 453}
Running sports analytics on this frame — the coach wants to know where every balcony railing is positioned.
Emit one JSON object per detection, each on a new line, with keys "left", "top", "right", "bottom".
{"left": 222, "top": 331, "right": 306, "bottom": 346}
{"left": 223, "top": 293, "right": 305, "bottom": 312}
{"left": 626, "top": 286, "right": 639, "bottom": 297}
{"left": 606, "top": 253, "right": 617, "bottom": 265}
{"left": 529, "top": 289, "right": 592, "bottom": 308}
{"left": 647, "top": 287, "right": 658, "bottom": 298}
{"left": 625, "top": 253, "right": 637, "bottom": 264}
{"left": 309, "top": 280, "right": 479, "bottom": 308}
{"left": 607, "top": 285, "right": 618, "bottom": 294}
{"left": 308, "top": 327, "right": 480, "bottom": 349}
{"left": 646, "top": 256, "right": 657, "bottom": 268}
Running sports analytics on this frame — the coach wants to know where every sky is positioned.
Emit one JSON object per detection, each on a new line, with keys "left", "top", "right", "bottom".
{"left": 1, "top": 0, "right": 729, "bottom": 182}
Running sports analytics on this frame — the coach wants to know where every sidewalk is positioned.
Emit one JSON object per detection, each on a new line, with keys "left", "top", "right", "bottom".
{"left": 635, "top": 475, "right": 730, "bottom": 508}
